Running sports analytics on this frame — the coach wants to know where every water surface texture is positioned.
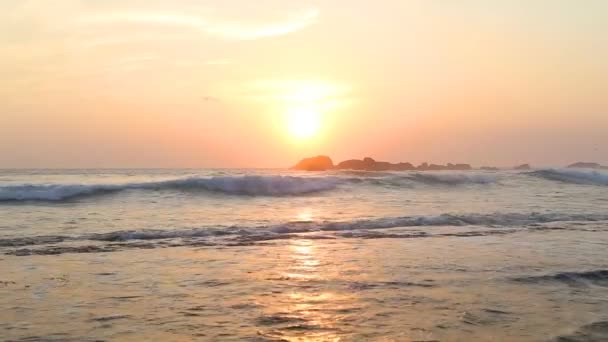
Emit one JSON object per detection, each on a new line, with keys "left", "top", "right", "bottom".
{"left": 1, "top": 168, "right": 608, "bottom": 341}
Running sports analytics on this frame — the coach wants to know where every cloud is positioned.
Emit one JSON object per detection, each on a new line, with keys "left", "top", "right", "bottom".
{"left": 202, "top": 8, "right": 319, "bottom": 40}
{"left": 78, "top": 7, "right": 319, "bottom": 40}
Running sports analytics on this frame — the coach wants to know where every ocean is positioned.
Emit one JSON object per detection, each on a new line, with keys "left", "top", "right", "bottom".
{"left": 1, "top": 168, "right": 608, "bottom": 341}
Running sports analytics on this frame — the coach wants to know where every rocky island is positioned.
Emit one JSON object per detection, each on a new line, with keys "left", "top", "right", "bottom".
{"left": 291, "top": 156, "right": 472, "bottom": 171}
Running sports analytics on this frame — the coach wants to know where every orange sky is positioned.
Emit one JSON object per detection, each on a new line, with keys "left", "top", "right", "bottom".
{"left": 1, "top": 0, "right": 607, "bottom": 168}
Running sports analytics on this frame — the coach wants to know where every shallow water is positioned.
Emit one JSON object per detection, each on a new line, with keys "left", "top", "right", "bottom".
{"left": 1, "top": 168, "right": 608, "bottom": 341}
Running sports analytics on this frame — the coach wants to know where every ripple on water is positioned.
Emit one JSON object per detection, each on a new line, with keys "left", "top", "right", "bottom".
{"left": 553, "top": 321, "right": 608, "bottom": 341}
{"left": 513, "top": 269, "right": 608, "bottom": 287}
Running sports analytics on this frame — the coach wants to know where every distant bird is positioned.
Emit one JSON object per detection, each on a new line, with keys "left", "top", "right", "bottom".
{"left": 202, "top": 96, "right": 220, "bottom": 102}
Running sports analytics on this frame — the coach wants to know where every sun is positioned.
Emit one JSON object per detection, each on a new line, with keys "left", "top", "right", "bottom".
{"left": 287, "top": 106, "right": 321, "bottom": 139}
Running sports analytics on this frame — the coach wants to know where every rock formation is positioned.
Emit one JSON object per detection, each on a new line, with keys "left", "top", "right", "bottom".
{"left": 291, "top": 155, "right": 334, "bottom": 171}
{"left": 296, "top": 156, "right": 471, "bottom": 171}
{"left": 514, "top": 164, "right": 531, "bottom": 170}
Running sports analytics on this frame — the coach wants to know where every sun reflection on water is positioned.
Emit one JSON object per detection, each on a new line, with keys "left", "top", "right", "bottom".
{"left": 255, "top": 239, "right": 356, "bottom": 341}
{"left": 295, "top": 208, "right": 315, "bottom": 222}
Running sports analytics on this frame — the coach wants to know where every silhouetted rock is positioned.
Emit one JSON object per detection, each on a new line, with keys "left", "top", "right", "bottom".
{"left": 336, "top": 157, "right": 394, "bottom": 171}
{"left": 291, "top": 155, "right": 334, "bottom": 171}
{"left": 480, "top": 166, "right": 500, "bottom": 171}
{"left": 297, "top": 156, "right": 472, "bottom": 172}
{"left": 336, "top": 159, "right": 367, "bottom": 170}
{"left": 391, "top": 162, "right": 415, "bottom": 171}
{"left": 417, "top": 162, "right": 429, "bottom": 170}
{"left": 372, "top": 162, "right": 392, "bottom": 171}
{"left": 514, "top": 164, "right": 531, "bottom": 170}
{"left": 363, "top": 157, "right": 375, "bottom": 164}
{"left": 362, "top": 157, "right": 382, "bottom": 170}
{"left": 427, "top": 164, "right": 445, "bottom": 171}
{"left": 417, "top": 162, "right": 472, "bottom": 171}
{"left": 567, "top": 162, "right": 603, "bottom": 169}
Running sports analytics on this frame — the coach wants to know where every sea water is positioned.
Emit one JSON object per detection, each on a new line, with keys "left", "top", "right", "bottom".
{"left": 1, "top": 168, "right": 607, "bottom": 340}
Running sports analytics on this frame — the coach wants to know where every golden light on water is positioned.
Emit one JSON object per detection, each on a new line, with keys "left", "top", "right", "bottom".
{"left": 295, "top": 208, "right": 315, "bottom": 222}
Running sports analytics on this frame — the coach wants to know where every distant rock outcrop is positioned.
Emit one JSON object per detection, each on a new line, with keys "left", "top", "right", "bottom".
{"left": 292, "top": 155, "right": 480, "bottom": 172}
{"left": 393, "top": 162, "right": 416, "bottom": 171}
{"left": 567, "top": 162, "right": 603, "bottom": 169}
{"left": 480, "top": 166, "right": 500, "bottom": 171}
{"left": 514, "top": 164, "right": 531, "bottom": 170}
{"left": 337, "top": 157, "right": 374, "bottom": 170}
{"left": 291, "top": 155, "right": 334, "bottom": 171}
{"left": 418, "top": 162, "right": 472, "bottom": 171}
{"left": 445, "top": 163, "right": 473, "bottom": 171}
{"left": 332, "top": 157, "right": 469, "bottom": 171}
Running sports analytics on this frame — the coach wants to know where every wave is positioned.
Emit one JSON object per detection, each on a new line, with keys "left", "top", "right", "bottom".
{"left": 0, "top": 171, "right": 503, "bottom": 202}
{"left": 530, "top": 169, "right": 608, "bottom": 186}
{"left": 553, "top": 321, "right": 608, "bottom": 341}
{"left": 408, "top": 173, "right": 497, "bottom": 185}
{"left": 4, "top": 211, "right": 606, "bottom": 256}
{"left": 2, "top": 168, "right": 606, "bottom": 202}
{"left": 3, "top": 212, "right": 605, "bottom": 247}
{"left": 513, "top": 269, "right": 608, "bottom": 287}
{"left": 0, "top": 175, "right": 341, "bottom": 201}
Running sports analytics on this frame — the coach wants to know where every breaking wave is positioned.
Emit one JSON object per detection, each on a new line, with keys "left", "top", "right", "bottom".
{"left": 3, "top": 168, "right": 607, "bottom": 202}
{"left": 0, "top": 175, "right": 341, "bottom": 201}
{"left": 530, "top": 169, "right": 608, "bottom": 186}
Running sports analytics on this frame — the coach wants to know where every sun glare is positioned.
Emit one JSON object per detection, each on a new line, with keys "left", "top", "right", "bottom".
{"left": 250, "top": 79, "right": 346, "bottom": 141}
{"left": 287, "top": 107, "right": 321, "bottom": 139}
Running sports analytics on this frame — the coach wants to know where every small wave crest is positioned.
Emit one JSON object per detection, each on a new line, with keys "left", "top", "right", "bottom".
{"left": 4, "top": 212, "right": 605, "bottom": 246}
{"left": 0, "top": 175, "right": 341, "bottom": 201}
{"left": 530, "top": 169, "right": 608, "bottom": 186}
{"left": 3, "top": 211, "right": 607, "bottom": 255}
{"left": 514, "top": 270, "right": 608, "bottom": 287}
{"left": 341, "top": 172, "right": 498, "bottom": 187}
{"left": 553, "top": 321, "right": 608, "bottom": 341}
{"left": 408, "top": 173, "right": 497, "bottom": 185}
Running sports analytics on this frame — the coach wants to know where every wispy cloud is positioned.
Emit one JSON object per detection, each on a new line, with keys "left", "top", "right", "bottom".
{"left": 78, "top": 7, "right": 319, "bottom": 40}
